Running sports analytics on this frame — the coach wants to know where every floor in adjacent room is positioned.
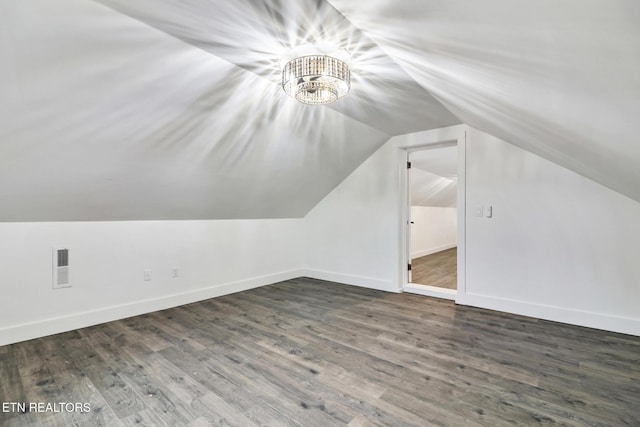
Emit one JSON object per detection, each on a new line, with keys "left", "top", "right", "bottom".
{"left": 1, "top": 278, "right": 639, "bottom": 426}
{"left": 411, "top": 247, "right": 457, "bottom": 289}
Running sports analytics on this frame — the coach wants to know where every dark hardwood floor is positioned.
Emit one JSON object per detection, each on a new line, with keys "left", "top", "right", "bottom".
{"left": 1, "top": 278, "right": 639, "bottom": 426}
{"left": 411, "top": 248, "right": 457, "bottom": 289}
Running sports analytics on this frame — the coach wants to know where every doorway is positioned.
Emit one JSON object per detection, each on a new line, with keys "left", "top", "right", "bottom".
{"left": 404, "top": 143, "right": 460, "bottom": 300}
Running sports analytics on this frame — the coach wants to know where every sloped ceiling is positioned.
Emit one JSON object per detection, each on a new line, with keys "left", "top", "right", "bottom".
{"left": 1, "top": 1, "right": 638, "bottom": 222}
{"left": 329, "top": 0, "right": 640, "bottom": 203}
{"left": 410, "top": 147, "right": 457, "bottom": 208}
{"left": 0, "top": 0, "right": 458, "bottom": 221}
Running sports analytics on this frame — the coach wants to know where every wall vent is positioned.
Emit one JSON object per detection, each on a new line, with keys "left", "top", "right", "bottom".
{"left": 53, "top": 247, "right": 71, "bottom": 289}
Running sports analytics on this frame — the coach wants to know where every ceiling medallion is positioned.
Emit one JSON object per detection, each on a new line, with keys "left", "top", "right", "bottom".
{"left": 282, "top": 55, "right": 350, "bottom": 105}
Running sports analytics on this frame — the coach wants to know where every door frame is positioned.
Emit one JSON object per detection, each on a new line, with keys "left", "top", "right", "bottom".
{"left": 398, "top": 128, "right": 466, "bottom": 302}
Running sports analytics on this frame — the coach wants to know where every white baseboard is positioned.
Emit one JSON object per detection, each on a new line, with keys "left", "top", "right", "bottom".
{"left": 411, "top": 243, "right": 457, "bottom": 260}
{"left": 456, "top": 292, "right": 640, "bottom": 337}
{"left": 0, "top": 269, "right": 305, "bottom": 346}
{"left": 303, "top": 269, "right": 400, "bottom": 293}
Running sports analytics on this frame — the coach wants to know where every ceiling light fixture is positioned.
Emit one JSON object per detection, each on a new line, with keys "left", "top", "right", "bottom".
{"left": 282, "top": 55, "right": 350, "bottom": 105}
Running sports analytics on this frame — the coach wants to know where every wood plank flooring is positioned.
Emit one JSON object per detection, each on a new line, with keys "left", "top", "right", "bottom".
{"left": 411, "top": 248, "right": 457, "bottom": 289}
{"left": 1, "top": 278, "right": 639, "bottom": 426}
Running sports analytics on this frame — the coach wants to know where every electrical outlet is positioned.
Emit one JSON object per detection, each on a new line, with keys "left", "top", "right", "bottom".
{"left": 172, "top": 268, "right": 179, "bottom": 278}
{"left": 144, "top": 269, "right": 152, "bottom": 281}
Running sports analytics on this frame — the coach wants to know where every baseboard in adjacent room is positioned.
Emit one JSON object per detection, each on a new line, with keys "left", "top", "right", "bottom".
{"left": 0, "top": 269, "right": 305, "bottom": 346}
{"left": 411, "top": 243, "right": 457, "bottom": 260}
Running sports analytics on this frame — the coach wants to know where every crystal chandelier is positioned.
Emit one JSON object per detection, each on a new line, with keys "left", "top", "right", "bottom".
{"left": 282, "top": 55, "right": 350, "bottom": 105}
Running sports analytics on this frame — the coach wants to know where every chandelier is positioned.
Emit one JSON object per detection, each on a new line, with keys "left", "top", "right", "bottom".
{"left": 282, "top": 55, "right": 350, "bottom": 105}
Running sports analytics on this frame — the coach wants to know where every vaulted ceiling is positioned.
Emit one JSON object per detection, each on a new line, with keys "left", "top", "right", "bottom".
{"left": 410, "top": 147, "right": 458, "bottom": 208}
{"left": 1, "top": 0, "right": 638, "bottom": 221}
{"left": 331, "top": 0, "right": 640, "bottom": 202}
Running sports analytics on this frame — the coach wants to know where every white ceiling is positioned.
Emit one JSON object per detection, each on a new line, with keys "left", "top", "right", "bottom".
{"left": 410, "top": 147, "right": 457, "bottom": 208}
{"left": 93, "top": 0, "right": 461, "bottom": 136}
{"left": 1, "top": 0, "right": 638, "bottom": 221}
{"left": 330, "top": 0, "right": 640, "bottom": 203}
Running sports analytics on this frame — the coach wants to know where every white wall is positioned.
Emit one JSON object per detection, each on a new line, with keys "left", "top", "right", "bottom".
{"left": 4, "top": 123, "right": 640, "bottom": 345}
{"left": 410, "top": 206, "right": 457, "bottom": 259}
{"left": 305, "top": 125, "right": 465, "bottom": 292}
{"left": 303, "top": 141, "right": 399, "bottom": 291}
{"left": 305, "top": 125, "right": 640, "bottom": 336}
{"left": 461, "top": 127, "right": 640, "bottom": 335}
{"left": 0, "top": 219, "right": 304, "bottom": 345}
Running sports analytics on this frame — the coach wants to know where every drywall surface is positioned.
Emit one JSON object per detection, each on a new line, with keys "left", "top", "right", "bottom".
{"left": 410, "top": 206, "right": 457, "bottom": 259}
{"left": 0, "top": 219, "right": 304, "bottom": 345}
{"left": 304, "top": 142, "right": 399, "bottom": 291}
{"left": 306, "top": 124, "right": 640, "bottom": 335}
{"left": 461, "top": 127, "right": 640, "bottom": 335}
{"left": 305, "top": 125, "right": 465, "bottom": 292}
{"left": 330, "top": 0, "right": 640, "bottom": 203}
{"left": 409, "top": 146, "right": 458, "bottom": 208}
{"left": 0, "top": 0, "right": 392, "bottom": 222}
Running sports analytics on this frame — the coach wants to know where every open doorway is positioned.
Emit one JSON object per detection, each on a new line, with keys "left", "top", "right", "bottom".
{"left": 405, "top": 144, "right": 459, "bottom": 300}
